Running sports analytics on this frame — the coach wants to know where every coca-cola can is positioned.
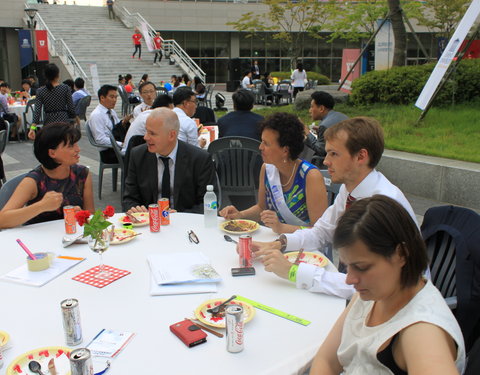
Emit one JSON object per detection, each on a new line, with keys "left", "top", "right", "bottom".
{"left": 61, "top": 298, "right": 82, "bottom": 346}
{"left": 64, "top": 205, "right": 77, "bottom": 234}
{"left": 158, "top": 198, "right": 170, "bottom": 225}
{"left": 226, "top": 305, "right": 244, "bottom": 353}
{"left": 69, "top": 348, "right": 94, "bottom": 375}
{"left": 239, "top": 235, "right": 252, "bottom": 267}
{"left": 149, "top": 204, "right": 161, "bottom": 232}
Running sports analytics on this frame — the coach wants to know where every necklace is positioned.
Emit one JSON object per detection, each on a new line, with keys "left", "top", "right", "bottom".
{"left": 281, "top": 161, "right": 297, "bottom": 187}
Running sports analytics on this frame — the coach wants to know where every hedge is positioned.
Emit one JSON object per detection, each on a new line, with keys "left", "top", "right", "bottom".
{"left": 350, "top": 59, "right": 480, "bottom": 106}
{"left": 271, "top": 71, "right": 331, "bottom": 85}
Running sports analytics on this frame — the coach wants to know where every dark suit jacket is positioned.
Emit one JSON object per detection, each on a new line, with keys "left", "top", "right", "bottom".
{"left": 218, "top": 110, "right": 263, "bottom": 141}
{"left": 123, "top": 140, "right": 215, "bottom": 214}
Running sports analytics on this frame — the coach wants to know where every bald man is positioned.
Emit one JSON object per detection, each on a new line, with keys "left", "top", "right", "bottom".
{"left": 123, "top": 107, "right": 216, "bottom": 213}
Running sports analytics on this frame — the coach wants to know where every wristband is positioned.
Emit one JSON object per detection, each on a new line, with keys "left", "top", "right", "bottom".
{"left": 299, "top": 226, "right": 307, "bottom": 229}
{"left": 30, "top": 125, "right": 37, "bottom": 131}
{"left": 276, "top": 234, "right": 287, "bottom": 253}
{"left": 288, "top": 264, "right": 299, "bottom": 282}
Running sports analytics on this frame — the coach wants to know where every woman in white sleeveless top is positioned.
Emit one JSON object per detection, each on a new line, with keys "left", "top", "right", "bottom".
{"left": 310, "top": 195, "right": 465, "bottom": 375}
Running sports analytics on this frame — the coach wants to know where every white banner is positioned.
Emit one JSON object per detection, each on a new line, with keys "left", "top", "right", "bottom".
{"left": 415, "top": 0, "right": 480, "bottom": 110}
{"left": 140, "top": 22, "right": 154, "bottom": 52}
{"left": 375, "top": 19, "right": 394, "bottom": 71}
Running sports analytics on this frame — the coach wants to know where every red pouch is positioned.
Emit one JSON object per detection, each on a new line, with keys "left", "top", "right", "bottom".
{"left": 170, "top": 319, "right": 207, "bottom": 348}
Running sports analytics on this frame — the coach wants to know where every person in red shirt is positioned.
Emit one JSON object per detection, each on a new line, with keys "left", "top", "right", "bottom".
{"left": 132, "top": 28, "right": 142, "bottom": 60}
{"left": 153, "top": 32, "right": 163, "bottom": 66}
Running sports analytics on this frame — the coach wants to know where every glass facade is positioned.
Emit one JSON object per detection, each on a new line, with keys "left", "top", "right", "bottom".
{"left": 162, "top": 30, "right": 438, "bottom": 83}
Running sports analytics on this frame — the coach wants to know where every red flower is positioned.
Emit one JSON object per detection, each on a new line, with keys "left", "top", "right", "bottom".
{"left": 75, "top": 210, "right": 91, "bottom": 226}
{"left": 102, "top": 205, "right": 115, "bottom": 218}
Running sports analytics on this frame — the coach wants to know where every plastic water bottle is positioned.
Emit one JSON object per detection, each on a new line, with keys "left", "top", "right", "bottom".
{"left": 204, "top": 185, "right": 218, "bottom": 228}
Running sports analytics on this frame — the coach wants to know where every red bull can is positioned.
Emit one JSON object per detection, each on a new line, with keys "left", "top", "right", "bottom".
{"left": 149, "top": 204, "right": 161, "bottom": 232}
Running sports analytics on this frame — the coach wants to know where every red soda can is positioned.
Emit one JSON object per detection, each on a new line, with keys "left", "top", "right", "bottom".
{"left": 158, "top": 198, "right": 170, "bottom": 225}
{"left": 239, "top": 235, "right": 252, "bottom": 267}
{"left": 63, "top": 205, "right": 76, "bottom": 234}
{"left": 148, "top": 204, "right": 161, "bottom": 232}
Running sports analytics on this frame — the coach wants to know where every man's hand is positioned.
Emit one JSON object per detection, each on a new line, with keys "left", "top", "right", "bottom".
{"left": 219, "top": 205, "right": 241, "bottom": 220}
{"left": 198, "top": 137, "right": 207, "bottom": 149}
{"left": 260, "top": 210, "right": 283, "bottom": 234}
{"left": 40, "top": 191, "right": 63, "bottom": 211}
{"left": 127, "top": 205, "right": 147, "bottom": 214}
{"left": 257, "top": 248, "right": 292, "bottom": 279}
{"left": 250, "top": 240, "right": 281, "bottom": 254}
{"left": 28, "top": 129, "right": 36, "bottom": 140}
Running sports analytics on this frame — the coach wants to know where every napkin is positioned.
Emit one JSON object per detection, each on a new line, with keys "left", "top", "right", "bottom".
{"left": 72, "top": 265, "right": 130, "bottom": 288}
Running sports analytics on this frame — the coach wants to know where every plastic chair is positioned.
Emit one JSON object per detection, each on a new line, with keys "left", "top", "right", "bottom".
{"left": 156, "top": 87, "right": 168, "bottom": 96}
{"left": 0, "top": 172, "right": 27, "bottom": 210}
{"left": 109, "top": 132, "right": 125, "bottom": 200}
{"left": 421, "top": 205, "right": 480, "bottom": 352}
{"left": 319, "top": 170, "right": 341, "bottom": 206}
{"left": 85, "top": 121, "right": 121, "bottom": 200}
{"left": 205, "top": 84, "right": 215, "bottom": 109}
{"left": 22, "top": 99, "right": 37, "bottom": 140}
{"left": 273, "top": 83, "right": 292, "bottom": 105}
{"left": 207, "top": 136, "right": 262, "bottom": 210}
{"left": 0, "top": 129, "right": 7, "bottom": 155}
{"left": 76, "top": 95, "right": 91, "bottom": 121}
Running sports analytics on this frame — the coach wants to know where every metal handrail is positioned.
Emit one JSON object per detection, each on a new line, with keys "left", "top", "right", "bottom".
{"left": 30, "top": 9, "right": 88, "bottom": 82}
{"left": 117, "top": 5, "right": 206, "bottom": 83}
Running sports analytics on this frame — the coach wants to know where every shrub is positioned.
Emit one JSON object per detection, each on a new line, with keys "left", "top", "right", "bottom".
{"left": 350, "top": 59, "right": 480, "bottom": 106}
{"left": 271, "top": 71, "right": 331, "bottom": 85}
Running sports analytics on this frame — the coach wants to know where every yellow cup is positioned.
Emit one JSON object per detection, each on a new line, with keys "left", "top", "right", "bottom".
{"left": 27, "top": 252, "right": 54, "bottom": 272}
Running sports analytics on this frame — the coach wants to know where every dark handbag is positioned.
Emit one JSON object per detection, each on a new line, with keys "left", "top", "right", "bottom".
{"left": 112, "top": 122, "right": 127, "bottom": 142}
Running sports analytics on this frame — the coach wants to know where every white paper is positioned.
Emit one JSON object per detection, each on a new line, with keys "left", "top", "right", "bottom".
{"left": 149, "top": 274, "right": 217, "bottom": 296}
{"left": 87, "top": 329, "right": 135, "bottom": 358}
{"left": 147, "top": 252, "right": 221, "bottom": 285}
{"left": 0, "top": 256, "right": 85, "bottom": 287}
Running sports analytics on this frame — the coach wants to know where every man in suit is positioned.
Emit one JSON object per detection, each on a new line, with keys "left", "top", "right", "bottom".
{"left": 217, "top": 89, "right": 263, "bottom": 141}
{"left": 123, "top": 107, "right": 215, "bottom": 214}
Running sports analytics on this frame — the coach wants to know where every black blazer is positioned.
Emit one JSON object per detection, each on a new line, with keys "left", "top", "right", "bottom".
{"left": 123, "top": 140, "right": 215, "bottom": 213}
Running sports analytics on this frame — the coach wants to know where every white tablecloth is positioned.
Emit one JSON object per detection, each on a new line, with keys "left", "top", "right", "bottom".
{"left": 8, "top": 103, "right": 26, "bottom": 119}
{"left": 0, "top": 213, "right": 345, "bottom": 374}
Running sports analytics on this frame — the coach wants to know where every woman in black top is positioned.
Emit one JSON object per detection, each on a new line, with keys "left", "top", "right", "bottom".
{"left": 28, "top": 63, "right": 76, "bottom": 140}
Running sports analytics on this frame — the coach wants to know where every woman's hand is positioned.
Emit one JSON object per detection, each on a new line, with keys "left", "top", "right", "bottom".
{"left": 260, "top": 210, "right": 284, "bottom": 234}
{"left": 219, "top": 205, "right": 241, "bottom": 220}
{"left": 40, "top": 191, "right": 63, "bottom": 211}
{"left": 28, "top": 129, "right": 36, "bottom": 140}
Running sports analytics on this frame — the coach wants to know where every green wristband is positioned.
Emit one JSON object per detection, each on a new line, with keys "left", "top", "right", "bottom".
{"left": 299, "top": 226, "right": 307, "bottom": 229}
{"left": 30, "top": 125, "right": 37, "bottom": 131}
{"left": 288, "top": 264, "right": 299, "bottom": 282}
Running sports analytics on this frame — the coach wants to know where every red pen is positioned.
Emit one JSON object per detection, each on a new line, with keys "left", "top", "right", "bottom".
{"left": 16, "top": 239, "right": 37, "bottom": 260}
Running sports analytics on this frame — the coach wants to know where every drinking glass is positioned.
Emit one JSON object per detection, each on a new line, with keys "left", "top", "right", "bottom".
{"left": 88, "top": 228, "right": 112, "bottom": 279}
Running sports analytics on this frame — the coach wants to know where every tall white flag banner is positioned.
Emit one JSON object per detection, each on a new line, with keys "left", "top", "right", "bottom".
{"left": 140, "top": 22, "right": 154, "bottom": 52}
{"left": 415, "top": 0, "right": 480, "bottom": 110}
{"left": 375, "top": 19, "right": 394, "bottom": 71}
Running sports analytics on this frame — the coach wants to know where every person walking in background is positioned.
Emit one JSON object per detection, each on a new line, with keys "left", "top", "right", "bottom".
{"left": 132, "top": 28, "right": 142, "bottom": 60}
{"left": 153, "top": 32, "right": 163, "bottom": 66}
{"left": 28, "top": 63, "right": 76, "bottom": 140}
{"left": 106, "top": 0, "right": 115, "bottom": 20}
{"left": 291, "top": 62, "right": 307, "bottom": 99}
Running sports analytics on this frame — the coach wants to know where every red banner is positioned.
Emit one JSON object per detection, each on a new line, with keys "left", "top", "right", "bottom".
{"left": 35, "top": 30, "right": 49, "bottom": 61}
{"left": 340, "top": 49, "right": 361, "bottom": 94}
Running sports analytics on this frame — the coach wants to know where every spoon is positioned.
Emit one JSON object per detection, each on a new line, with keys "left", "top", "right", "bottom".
{"left": 224, "top": 235, "right": 238, "bottom": 244}
{"left": 207, "top": 295, "right": 237, "bottom": 315}
{"left": 28, "top": 360, "right": 44, "bottom": 375}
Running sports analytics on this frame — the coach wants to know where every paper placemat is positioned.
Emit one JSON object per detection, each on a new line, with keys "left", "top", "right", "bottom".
{"left": 72, "top": 265, "right": 130, "bottom": 288}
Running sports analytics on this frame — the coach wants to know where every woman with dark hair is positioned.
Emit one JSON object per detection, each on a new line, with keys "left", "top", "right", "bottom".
{"left": 0, "top": 123, "right": 94, "bottom": 228}
{"left": 182, "top": 74, "right": 192, "bottom": 88}
{"left": 138, "top": 73, "right": 148, "bottom": 87}
{"left": 291, "top": 62, "right": 307, "bottom": 99}
{"left": 124, "top": 74, "right": 140, "bottom": 104}
{"left": 28, "top": 63, "right": 76, "bottom": 140}
{"left": 310, "top": 195, "right": 465, "bottom": 375}
{"left": 220, "top": 112, "right": 327, "bottom": 233}
{"left": 193, "top": 76, "right": 206, "bottom": 100}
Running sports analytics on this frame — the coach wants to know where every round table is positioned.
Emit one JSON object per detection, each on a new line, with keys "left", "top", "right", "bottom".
{"left": 0, "top": 213, "right": 345, "bottom": 375}
{"left": 8, "top": 103, "right": 27, "bottom": 119}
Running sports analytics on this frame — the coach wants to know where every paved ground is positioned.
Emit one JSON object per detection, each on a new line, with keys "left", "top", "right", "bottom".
{"left": 2, "top": 110, "right": 459, "bottom": 226}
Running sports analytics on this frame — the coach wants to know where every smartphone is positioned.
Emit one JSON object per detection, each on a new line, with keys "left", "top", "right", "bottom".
{"left": 170, "top": 319, "right": 207, "bottom": 347}
{"left": 231, "top": 267, "right": 256, "bottom": 277}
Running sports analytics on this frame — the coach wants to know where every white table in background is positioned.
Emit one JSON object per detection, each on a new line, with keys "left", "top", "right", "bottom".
{"left": 0, "top": 213, "right": 345, "bottom": 375}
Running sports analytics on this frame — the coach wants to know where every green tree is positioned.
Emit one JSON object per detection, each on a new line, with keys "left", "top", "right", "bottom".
{"left": 227, "top": 0, "right": 336, "bottom": 67}
{"left": 414, "top": 0, "right": 470, "bottom": 39}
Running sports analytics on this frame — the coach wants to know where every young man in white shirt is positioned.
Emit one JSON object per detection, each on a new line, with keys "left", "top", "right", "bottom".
{"left": 241, "top": 71, "right": 254, "bottom": 89}
{"left": 253, "top": 117, "right": 416, "bottom": 299}
{"left": 172, "top": 87, "right": 206, "bottom": 148}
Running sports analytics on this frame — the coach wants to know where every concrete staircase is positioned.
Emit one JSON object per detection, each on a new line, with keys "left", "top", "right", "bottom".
{"left": 35, "top": 4, "right": 183, "bottom": 93}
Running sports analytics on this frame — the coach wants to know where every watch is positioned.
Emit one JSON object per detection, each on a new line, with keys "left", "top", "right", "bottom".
{"left": 276, "top": 234, "right": 287, "bottom": 253}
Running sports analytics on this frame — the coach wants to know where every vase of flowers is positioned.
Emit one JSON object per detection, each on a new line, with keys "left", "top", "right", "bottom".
{"left": 75, "top": 206, "right": 115, "bottom": 279}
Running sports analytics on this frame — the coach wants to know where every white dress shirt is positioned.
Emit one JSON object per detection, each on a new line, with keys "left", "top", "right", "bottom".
{"left": 88, "top": 103, "right": 120, "bottom": 151}
{"left": 133, "top": 102, "right": 150, "bottom": 119}
{"left": 287, "top": 169, "right": 417, "bottom": 299}
{"left": 156, "top": 141, "right": 178, "bottom": 207}
{"left": 172, "top": 107, "right": 198, "bottom": 147}
{"left": 241, "top": 76, "right": 251, "bottom": 89}
{"left": 121, "top": 109, "right": 152, "bottom": 154}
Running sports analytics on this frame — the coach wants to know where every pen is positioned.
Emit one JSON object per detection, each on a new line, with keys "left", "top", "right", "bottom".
{"left": 16, "top": 239, "right": 37, "bottom": 260}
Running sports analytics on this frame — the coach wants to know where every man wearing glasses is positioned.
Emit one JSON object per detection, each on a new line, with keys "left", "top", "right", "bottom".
{"left": 172, "top": 87, "right": 206, "bottom": 148}
{"left": 133, "top": 82, "right": 157, "bottom": 119}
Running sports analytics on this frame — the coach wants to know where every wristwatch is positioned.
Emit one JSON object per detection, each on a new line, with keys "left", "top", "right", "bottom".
{"left": 275, "top": 234, "right": 287, "bottom": 253}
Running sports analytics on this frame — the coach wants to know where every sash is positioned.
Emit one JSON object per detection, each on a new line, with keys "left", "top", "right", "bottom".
{"left": 265, "top": 164, "right": 308, "bottom": 227}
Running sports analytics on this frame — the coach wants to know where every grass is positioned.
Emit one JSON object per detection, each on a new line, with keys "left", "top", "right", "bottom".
{"left": 224, "top": 102, "right": 480, "bottom": 164}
